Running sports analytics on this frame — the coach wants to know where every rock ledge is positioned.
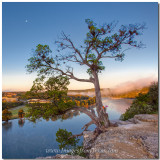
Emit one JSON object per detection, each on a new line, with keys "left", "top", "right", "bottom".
{"left": 83, "top": 114, "right": 158, "bottom": 159}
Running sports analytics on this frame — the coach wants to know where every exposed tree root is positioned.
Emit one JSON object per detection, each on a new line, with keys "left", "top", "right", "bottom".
{"left": 67, "top": 106, "right": 118, "bottom": 141}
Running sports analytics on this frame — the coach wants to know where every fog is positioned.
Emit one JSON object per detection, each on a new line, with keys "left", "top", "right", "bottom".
{"left": 68, "top": 76, "right": 158, "bottom": 97}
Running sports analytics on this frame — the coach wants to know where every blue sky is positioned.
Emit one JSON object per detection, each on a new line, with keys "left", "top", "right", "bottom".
{"left": 2, "top": 2, "right": 158, "bottom": 91}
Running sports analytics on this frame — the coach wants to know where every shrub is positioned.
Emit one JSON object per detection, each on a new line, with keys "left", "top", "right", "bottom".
{"left": 56, "top": 128, "right": 79, "bottom": 150}
{"left": 18, "top": 109, "right": 25, "bottom": 118}
{"left": 2, "top": 109, "right": 12, "bottom": 122}
{"left": 56, "top": 128, "right": 87, "bottom": 157}
{"left": 121, "top": 82, "right": 158, "bottom": 121}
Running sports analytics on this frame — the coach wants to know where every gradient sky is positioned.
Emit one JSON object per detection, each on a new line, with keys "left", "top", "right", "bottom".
{"left": 2, "top": 2, "right": 158, "bottom": 91}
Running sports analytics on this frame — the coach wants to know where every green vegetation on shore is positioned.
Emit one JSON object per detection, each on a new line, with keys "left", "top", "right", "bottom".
{"left": 25, "top": 96, "right": 96, "bottom": 122}
{"left": 110, "top": 87, "right": 149, "bottom": 99}
{"left": 9, "top": 106, "right": 29, "bottom": 119}
{"left": 2, "top": 101, "right": 24, "bottom": 110}
{"left": 121, "top": 82, "right": 158, "bottom": 120}
{"left": 2, "top": 109, "right": 12, "bottom": 122}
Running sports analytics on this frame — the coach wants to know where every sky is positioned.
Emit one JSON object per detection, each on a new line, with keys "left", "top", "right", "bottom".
{"left": 2, "top": 2, "right": 158, "bottom": 91}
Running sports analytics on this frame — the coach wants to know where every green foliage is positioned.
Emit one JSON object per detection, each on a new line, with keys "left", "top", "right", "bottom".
{"left": 25, "top": 75, "right": 75, "bottom": 122}
{"left": 121, "top": 82, "right": 158, "bottom": 120}
{"left": 68, "top": 146, "right": 87, "bottom": 157}
{"left": 26, "top": 101, "right": 74, "bottom": 122}
{"left": 85, "top": 19, "right": 145, "bottom": 61}
{"left": 9, "top": 106, "right": 29, "bottom": 119}
{"left": 56, "top": 128, "right": 79, "bottom": 149}
{"left": 2, "top": 108, "right": 12, "bottom": 121}
{"left": 2, "top": 102, "right": 24, "bottom": 110}
{"left": 18, "top": 109, "right": 25, "bottom": 118}
{"left": 26, "top": 75, "right": 69, "bottom": 100}
{"left": 148, "top": 82, "right": 158, "bottom": 109}
{"left": 100, "top": 121, "right": 105, "bottom": 126}
{"left": 26, "top": 44, "right": 54, "bottom": 75}
{"left": 56, "top": 129, "right": 87, "bottom": 157}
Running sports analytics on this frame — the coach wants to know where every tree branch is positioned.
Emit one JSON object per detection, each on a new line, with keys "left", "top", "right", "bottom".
{"left": 82, "top": 120, "right": 94, "bottom": 130}
{"left": 68, "top": 132, "right": 83, "bottom": 139}
{"left": 59, "top": 32, "right": 85, "bottom": 62}
{"left": 41, "top": 58, "right": 94, "bottom": 83}
{"left": 69, "top": 74, "right": 94, "bottom": 83}
{"left": 65, "top": 106, "right": 99, "bottom": 126}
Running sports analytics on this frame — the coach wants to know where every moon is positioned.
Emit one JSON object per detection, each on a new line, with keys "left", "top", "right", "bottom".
{"left": 25, "top": 20, "right": 28, "bottom": 23}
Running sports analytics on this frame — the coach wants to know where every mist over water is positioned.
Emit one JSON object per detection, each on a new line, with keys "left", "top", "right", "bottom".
{"left": 68, "top": 76, "right": 158, "bottom": 97}
{"left": 111, "top": 76, "right": 158, "bottom": 94}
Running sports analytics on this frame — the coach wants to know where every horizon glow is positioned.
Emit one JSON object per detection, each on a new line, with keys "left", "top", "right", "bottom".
{"left": 2, "top": 2, "right": 158, "bottom": 91}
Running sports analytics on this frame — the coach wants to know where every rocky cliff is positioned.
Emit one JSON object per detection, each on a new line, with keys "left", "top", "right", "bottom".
{"left": 37, "top": 114, "right": 158, "bottom": 159}
{"left": 83, "top": 114, "right": 158, "bottom": 159}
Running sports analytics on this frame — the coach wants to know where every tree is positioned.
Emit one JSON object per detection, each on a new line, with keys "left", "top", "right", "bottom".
{"left": 56, "top": 128, "right": 80, "bottom": 150}
{"left": 2, "top": 108, "right": 12, "bottom": 122}
{"left": 148, "top": 82, "right": 158, "bottom": 109}
{"left": 27, "top": 75, "right": 69, "bottom": 101}
{"left": 26, "top": 19, "right": 145, "bottom": 137}
{"left": 18, "top": 109, "right": 25, "bottom": 118}
{"left": 26, "top": 75, "right": 75, "bottom": 121}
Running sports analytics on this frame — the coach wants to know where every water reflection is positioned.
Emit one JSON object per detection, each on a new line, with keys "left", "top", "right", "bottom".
{"left": 48, "top": 110, "right": 80, "bottom": 122}
{"left": 2, "top": 121, "right": 12, "bottom": 131}
{"left": 103, "top": 98, "right": 133, "bottom": 113}
{"left": 61, "top": 110, "right": 80, "bottom": 121}
{"left": 26, "top": 98, "right": 133, "bottom": 123}
{"left": 102, "top": 98, "right": 133, "bottom": 120}
{"left": 18, "top": 119, "right": 25, "bottom": 127}
{"left": 27, "top": 107, "right": 82, "bottom": 123}
{"left": 2, "top": 98, "right": 133, "bottom": 159}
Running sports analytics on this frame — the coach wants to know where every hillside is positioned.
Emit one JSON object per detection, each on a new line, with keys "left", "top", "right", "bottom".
{"left": 68, "top": 86, "right": 149, "bottom": 98}
{"left": 108, "top": 86, "right": 149, "bottom": 98}
{"left": 3, "top": 86, "right": 150, "bottom": 99}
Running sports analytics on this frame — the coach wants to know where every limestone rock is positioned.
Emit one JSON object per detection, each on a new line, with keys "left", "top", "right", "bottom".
{"left": 83, "top": 114, "right": 158, "bottom": 159}
{"left": 83, "top": 131, "right": 95, "bottom": 150}
{"left": 134, "top": 114, "right": 158, "bottom": 122}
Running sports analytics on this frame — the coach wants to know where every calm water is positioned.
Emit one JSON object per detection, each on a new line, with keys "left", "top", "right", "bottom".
{"left": 2, "top": 98, "right": 133, "bottom": 159}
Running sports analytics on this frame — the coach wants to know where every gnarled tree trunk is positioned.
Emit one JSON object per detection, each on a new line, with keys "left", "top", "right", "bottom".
{"left": 92, "top": 70, "right": 110, "bottom": 129}
{"left": 69, "top": 71, "right": 111, "bottom": 140}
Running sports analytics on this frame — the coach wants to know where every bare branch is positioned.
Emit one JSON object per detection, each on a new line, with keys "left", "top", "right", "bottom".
{"left": 69, "top": 74, "right": 94, "bottom": 83}
{"left": 58, "top": 32, "right": 85, "bottom": 62}
{"left": 65, "top": 106, "right": 99, "bottom": 125}
{"left": 69, "top": 132, "right": 83, "bottom": 139}
{"left": 40, "top": 58, "right": 93, "bottom": 83}
{"left": 82, "top": 120, "right": 94, "bottom": 130}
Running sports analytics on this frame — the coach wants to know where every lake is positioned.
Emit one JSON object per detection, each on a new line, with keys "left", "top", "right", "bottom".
{"left": 2, "top": 98, "right": 133, "bottom": 159}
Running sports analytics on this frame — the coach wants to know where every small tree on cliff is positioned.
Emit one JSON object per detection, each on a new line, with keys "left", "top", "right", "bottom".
{"left": 26, "top": 19, "right": 145, "bottom": 136}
